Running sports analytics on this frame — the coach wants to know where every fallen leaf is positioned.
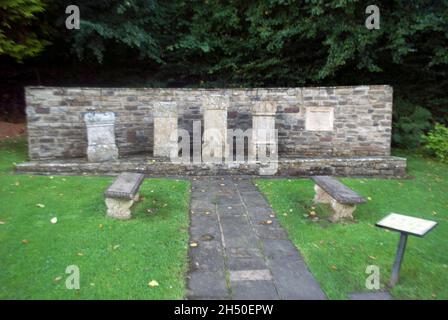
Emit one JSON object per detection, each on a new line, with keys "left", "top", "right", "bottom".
{"left": 36, "top": 203, "right": 45, "bottom": 208}
{"left": 113, "top": 244, "right": 120, "bottom": 250}
{"left": 368, "top": 255, "right": 377, "bottom": 260}
{"left": 367, "top": 197, "right": 372, "bottom": 201}
{"left": 200, "top": 234, "right": 214, "bottom": 241}
{"left": 190, "top": 242, "right": 198, "bottom": 247}
{"left": 54, "top": 276, "right": 62, "bottom": 282}
{"left": 99, "top": 224, "right": 103, "bottom": 229}
{"left": 148, "top": 280, "right": 159, "bottom": 287}
{"left": 50, "top": 217, "right": 58, "bottom": 224}
{"left": 77, "top": 252, "right": 84, "bottom": 256}
{"left": 0, "top": 221, "right": 5, "bottom": 225}
{"left": 331, "top": 265, "right": 337, "bottom": 270}
{"left": 260, "top": 220, "right": 273, "bottom": 225}
{"left": 21, "top": 239, "right": 29, "bottom": 244}
{"left": 309, "top": 211, "right": 316, "bottom": 216}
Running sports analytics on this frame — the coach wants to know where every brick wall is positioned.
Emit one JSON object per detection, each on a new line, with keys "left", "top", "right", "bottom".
{"left": 25, "top": 86, "right": 393, "bottom": 160}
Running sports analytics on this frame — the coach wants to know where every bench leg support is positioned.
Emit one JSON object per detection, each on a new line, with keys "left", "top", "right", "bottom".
{"left": 105, "top": 196, "right": 138, "bottom": 220}
{"left": 313, "top": 184, "right": 333, "bottom": 204}
{"left": 330, "top": 200, "right": 356, "bottom": 222}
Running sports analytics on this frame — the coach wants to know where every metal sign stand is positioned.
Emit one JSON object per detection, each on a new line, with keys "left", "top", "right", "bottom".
{"left": 376, "top": 213, "right": 437, "bottom": 287}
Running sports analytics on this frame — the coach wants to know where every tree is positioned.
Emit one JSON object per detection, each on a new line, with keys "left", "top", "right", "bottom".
{"left": 0, "top": 0, "right": 49, "bottom": 62}
{"left": 53, "top": 0, "right": 177, "bottom": 64}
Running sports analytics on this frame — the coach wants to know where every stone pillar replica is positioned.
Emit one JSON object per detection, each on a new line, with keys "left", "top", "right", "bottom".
{"left": 250, "top": 101, "right": 277, "bottom": 162}
{"left": 202, "top": 94, "right": 229, "bottom": 163}
{"left": 153, "top": 101, "right": 178, "bottom": 158}
{"left": 84, "top": 112, "right": 119, "bottom": 162}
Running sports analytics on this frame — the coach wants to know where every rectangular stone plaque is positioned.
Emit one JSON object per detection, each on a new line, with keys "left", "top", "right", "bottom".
{"left": 376, "top": 213, "right": 437, "bottom": 237}
{"left": 305, "top": 107, "right": 334, "bottom": 131}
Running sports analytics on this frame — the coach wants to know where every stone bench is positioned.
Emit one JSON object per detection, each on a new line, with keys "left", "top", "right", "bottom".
{"left": 104, "top": 172, "right": 145, "bottom": 219}
{"left": 311, "top": 176, "right": 366, "bottom": 222}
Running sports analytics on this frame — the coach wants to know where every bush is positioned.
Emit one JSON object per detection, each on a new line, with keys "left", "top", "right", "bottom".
{"left": 392, "top": 99, "right": 432, "bottom": 149}
{"left": 422, "top": 124, "right": 448, "bottom": 163}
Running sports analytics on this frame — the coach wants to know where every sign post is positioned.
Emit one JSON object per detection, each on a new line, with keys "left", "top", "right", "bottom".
{"left": 376, "top": 213, "right": 437, "bottom": 287}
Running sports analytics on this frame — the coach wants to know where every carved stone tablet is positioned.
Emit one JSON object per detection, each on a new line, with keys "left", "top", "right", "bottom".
{"left": 84, "top": 112, "right": 119, "bottom": 162}
{"left": 376, "top": 213, "right": 438, "bottom": 237}
{"left": 153, "top": 101, "right": 178, "bottom": 158}
{"left": 305, "top": 107, "right": 334, "bottom": 131}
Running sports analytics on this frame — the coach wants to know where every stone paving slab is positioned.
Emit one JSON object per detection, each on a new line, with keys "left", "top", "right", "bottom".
{"left": 187, "top": 176, "right": 327, "bottom": 300}
{"left": 349, "top": 291, "right": 393, "bottom": 300}
{"left": 231, "top": 280, "right": 279, "bottom": 300}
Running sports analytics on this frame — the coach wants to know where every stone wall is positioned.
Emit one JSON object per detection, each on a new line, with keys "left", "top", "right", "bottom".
{"left": 25, "top": 85, "right": 393, "bottom": 160}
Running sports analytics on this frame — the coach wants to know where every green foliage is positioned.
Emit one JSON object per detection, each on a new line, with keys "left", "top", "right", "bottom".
{"left": 423, "top": 124, "right": 448, "bottom": 163}
{"left": 50, "top": 1, "right": 448, "bottom": 88}
{"left": 0, "top": 0, "right": 49, "bottom": 61}
{"left": 55, "top": 0, "right": 177, "bottom": 64}
{"left": 392, "top": 99, "right": 432, "bottom": 148}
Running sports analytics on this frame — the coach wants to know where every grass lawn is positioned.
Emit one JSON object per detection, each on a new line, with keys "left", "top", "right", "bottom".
{"left": 256, "top": 152, "right": 448, "bottom": 300}
{"left": 0, "top": 138, "right": 191, "bottom": 299}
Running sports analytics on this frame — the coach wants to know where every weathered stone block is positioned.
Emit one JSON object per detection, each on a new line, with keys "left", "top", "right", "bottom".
{"left": 153, "top": 101, "right": 178, "bottom": 158}
{"left": 84, "top": 112, "right": 119, "bottom": 162}
{"left": 202, "top": 94, "right": 229, "bottom": 163}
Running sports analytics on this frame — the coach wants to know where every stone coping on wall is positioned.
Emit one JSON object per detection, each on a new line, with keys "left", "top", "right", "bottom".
{"left": 15, "top": 155, "right": 407, "bottom": 178}
{"left": 25, "top": 85, "right": 392, "bottom": 91}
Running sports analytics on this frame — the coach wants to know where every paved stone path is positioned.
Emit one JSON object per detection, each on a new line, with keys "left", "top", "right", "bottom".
{"left": 187, "top": 176, "right": 326, "bottom": 300}
{"left": 349, "top": 291, "right": 393, "bottom": 300}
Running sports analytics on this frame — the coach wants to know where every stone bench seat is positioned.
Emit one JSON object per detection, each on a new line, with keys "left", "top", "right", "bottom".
{"left": 311, "top": 175, "right": 366, "bottom": 221}
{"left": 104, "top": 172, "right": 145, "bottom": 219}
